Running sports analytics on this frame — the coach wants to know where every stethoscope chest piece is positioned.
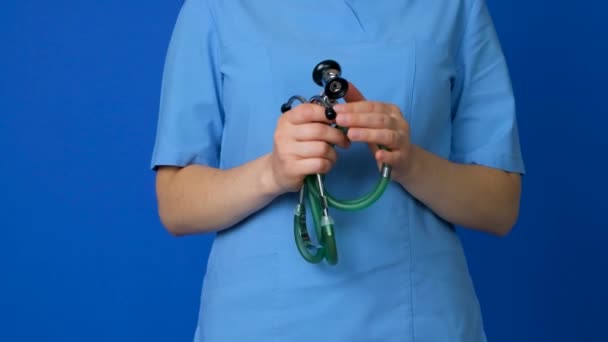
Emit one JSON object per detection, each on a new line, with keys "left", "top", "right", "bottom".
{"left": 282, "top": 60, "right": 349, "bottom": 120}
{"left": 313, "top": 60, "right": 349, "bottom": 101}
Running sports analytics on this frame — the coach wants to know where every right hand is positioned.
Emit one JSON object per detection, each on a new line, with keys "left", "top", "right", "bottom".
{"left": 268, "top": 103, "right": 351, "bottom": 193}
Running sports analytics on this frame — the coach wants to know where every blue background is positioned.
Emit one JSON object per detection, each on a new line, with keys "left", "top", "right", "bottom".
{"left": 1, "top": 1, "right": 606, "bottom": 341}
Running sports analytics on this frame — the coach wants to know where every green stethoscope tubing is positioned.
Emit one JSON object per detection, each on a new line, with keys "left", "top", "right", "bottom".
{"left": 293, "top": 126, "right": 392, "bottom": 265}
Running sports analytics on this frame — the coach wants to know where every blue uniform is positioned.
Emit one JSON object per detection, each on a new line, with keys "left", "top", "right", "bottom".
{"left": 151, "top": 0, "right": 526, "bottom": 341}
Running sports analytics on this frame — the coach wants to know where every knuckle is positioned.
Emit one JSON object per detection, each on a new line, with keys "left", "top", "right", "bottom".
{"left": 310, "top": 159, "right": 323, "bottom": 172}
{"left": 376, "top": 130, "right": 385, "bottom": 145}
{"left": 321, "top": 142, "right": 333, "bottom": 156}
{"left": 402, "top": 124, "right": 410, "bottom": 137}
{"left": 367, "top": 102, "right": 377, "bottom": 113}
{"left": 354, "top": 128, "right": 366, "bottom": 140}
{"left": 273, "top": 129, "right": 283, "bottom": 142}
{"left": 304, "top": 103, "right": 317, "bottom": 112}
{"left": 384, "top": 131, "right": 392, "bottom": 146}
{"left": 319, "top": 159, "right": 332, "bottom": 173}
{"left": 313, "top": 124, "right": 326, "bottom": 138}
{"left": 381, "top": 114, "right": 391, "bottom": 127}
{"left": 392, "top": 131, "right": 400, "bottom": 146}
{"left": 307, "top": 103, "right": 324, "bottom": 117}
{"left": 337, "top": 131, "right": 349, "bottom": 145}
{"left": 328, "top": 149, "right": 338, "bottom": 162}
{"left": 300, "top": 108, "right": 312, "bottom": 122}
{"left": 285, "top": 110, "right": 297, "bottom": 123}
{"left": 295, "top": 105, "right": 312, "bottom": 121}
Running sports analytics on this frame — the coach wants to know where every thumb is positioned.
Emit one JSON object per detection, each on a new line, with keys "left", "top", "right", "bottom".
{"left": 344, "top": 82, "right": 366, "bottom": 102}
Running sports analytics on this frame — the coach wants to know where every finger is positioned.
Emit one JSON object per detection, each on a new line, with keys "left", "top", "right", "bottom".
{"left": 335, "top": 111, "right": 396, "bottom": 129}
{"left": 292, "top": 141, "right": 338, "bottom": 162}
{"left": 347, "top": 128, "right": 402, "bottom": 149}
{"left": 285, "top": 103, "right": 333, "bottom": 125}
{"left": 368, "top": 143, "right": 380, "bottom": 156}
{"left": 292, "top": 123, "right": 350, "bottom": 148}
{"left": 335, "top": 101, "right": 399, "bottom": 116}
{"left": 375, "top": 149, "right": 402, "bottom": 166}
{"left": 295, "top": 158, "right": 334, "bottom": 175}
{"left": 344, "top": 82, "right": 366, "bottom": 102}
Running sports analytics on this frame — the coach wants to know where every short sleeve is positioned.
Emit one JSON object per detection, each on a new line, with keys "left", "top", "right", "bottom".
{"left": 150, "top": 0, "right": 223, "bottom": 170}
{"left": 450, "top": 0, "right": 525, "bottom": 174}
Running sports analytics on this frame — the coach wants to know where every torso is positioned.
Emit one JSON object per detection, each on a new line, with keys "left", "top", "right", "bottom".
{"left": 197, "top": 1, "right": 487, "bottom": 341}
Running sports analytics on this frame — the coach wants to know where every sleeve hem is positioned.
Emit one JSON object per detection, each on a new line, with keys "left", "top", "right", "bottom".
{"left": 150, "top": 152, "right": 219, "bottom": 171}
{"left": 450, "top": 148, "right": 526, "bottom": 174}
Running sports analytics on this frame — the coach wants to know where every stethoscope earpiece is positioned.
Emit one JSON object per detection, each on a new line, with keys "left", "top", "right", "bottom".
{"left": 280, "top": 102, "right": 291, "bottom": 114}
{"left": 325, "top": 107, "right": 337, "bottom": 120}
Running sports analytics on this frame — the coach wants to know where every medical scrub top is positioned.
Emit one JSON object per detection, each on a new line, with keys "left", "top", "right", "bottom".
{"left": 151, "top": 0, "right": 526, "bottom": 341}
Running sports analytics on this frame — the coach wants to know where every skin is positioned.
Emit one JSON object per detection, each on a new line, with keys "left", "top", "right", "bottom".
{"left": 155, "top": 83, "right": 521, "bottom": 237}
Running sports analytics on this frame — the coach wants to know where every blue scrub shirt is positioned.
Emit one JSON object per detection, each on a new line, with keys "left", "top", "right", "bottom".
{"left": 151, "top": 0, "right": 526, "bottom": 341}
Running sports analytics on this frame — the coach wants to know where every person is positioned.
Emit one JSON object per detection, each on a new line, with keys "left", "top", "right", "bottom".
{"left": 150, "top": 0, "right": 525, "bottom": 341}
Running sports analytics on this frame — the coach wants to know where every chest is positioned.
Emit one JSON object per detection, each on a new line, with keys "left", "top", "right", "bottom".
{"left": 212, "top": 0, "right": 466, "bottom": 159}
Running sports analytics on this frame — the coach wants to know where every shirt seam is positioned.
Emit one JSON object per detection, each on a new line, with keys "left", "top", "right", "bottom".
{"left": 451, "top": 0, "right": 479, "bottom": 118}
{"left": 202, "top": 0, "right": 226, "bottom": 167}
{"left": 453, "top": 0, "right": 479, "bottom": 62}
{"left": 343, "top": 0, "right": 366, "bottom": 32}
{"left": 407, "top": 199, "right": 415, "bottom": 342}
{"left": 408, "top": 41, "right": 417, "bottom": 342}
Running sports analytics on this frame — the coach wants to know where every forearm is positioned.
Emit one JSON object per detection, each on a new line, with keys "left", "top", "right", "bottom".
{"left": 155, "top": 153, "right": 281, "bottom": 235}
{"left": 396, "top": 145, "right": 521, "bottom": 236}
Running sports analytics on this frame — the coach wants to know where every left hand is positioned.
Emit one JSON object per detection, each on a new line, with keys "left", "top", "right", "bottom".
{"left": 333, "top": 83, "right": 415, "bottom": 179}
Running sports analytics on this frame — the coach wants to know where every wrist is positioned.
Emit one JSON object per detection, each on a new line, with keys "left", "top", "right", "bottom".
{"left": 259, "top": 154, "right": 286, "bottom": 198}
{"left": 396, "top": 144, "right": 422, "bottom": 186}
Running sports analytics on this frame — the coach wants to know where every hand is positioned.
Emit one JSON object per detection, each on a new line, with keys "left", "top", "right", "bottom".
{"left": 333, "top": 83, "right": 414, "bottom": 181}
{"left": 268, "top": 103, "right": 351, "bottom": 193}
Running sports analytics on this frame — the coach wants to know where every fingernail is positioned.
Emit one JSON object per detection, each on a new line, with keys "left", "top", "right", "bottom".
{"left": 333, "top": 104, "right": 345, "bottom": 112}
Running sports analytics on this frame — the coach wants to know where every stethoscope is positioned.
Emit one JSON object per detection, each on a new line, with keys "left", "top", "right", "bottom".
{"left": 280, "top": 60, "right": 392, "bottom": 265}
